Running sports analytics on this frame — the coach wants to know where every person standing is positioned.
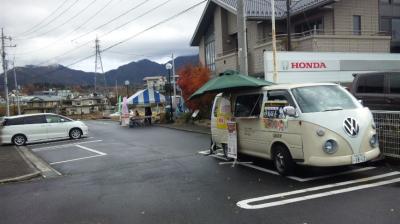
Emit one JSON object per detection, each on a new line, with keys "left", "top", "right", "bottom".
{"left": 145, "top": 107, "right": 152, "bottom": 125}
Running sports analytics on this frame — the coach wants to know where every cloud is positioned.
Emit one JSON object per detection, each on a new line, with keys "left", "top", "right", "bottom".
{"left": 0, "top": 0, "right": 205, "bottom": 72}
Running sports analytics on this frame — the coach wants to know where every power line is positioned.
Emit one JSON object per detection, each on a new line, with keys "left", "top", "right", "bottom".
{"left": 36, "top": 0, "right": 171, "bottom": 66}
{"left": 40, "top": 0, "right": 207, "bottom": 77}
{"left": 13, "top": 0, "right": 115, "bottom": 56}
{"left": 71, "top": 0, "right": 151, "bottom": 42}
{"left": 17, "top": 0, "right": 81, "bottom": 39}
{"left": 29, "top": 0, "right": 98, "bottom": 39}
{"left": 16, "top": 0, "right": 70, "bottom": 36}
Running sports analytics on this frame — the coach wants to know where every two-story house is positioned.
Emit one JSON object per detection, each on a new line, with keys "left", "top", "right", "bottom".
{"left": 191, "top": 0, "right": 394, "bottom": 76}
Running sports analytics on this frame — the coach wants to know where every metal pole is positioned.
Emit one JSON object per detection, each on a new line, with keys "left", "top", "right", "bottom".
{"left": 1, "top": 28, "right": 10, "bottom": 116}
{"left": 172, "top": 53, "right": 177, "bottom": 117}
{"left": 12, "top": 61, "right": 20, "bottom": 115}
{"left": 168, "top": 69, "right": 173, "bottom": 122}
{"left": 271, "top": 0, "right": 278, "bottom": 83}
{"left": 237, "top": 0, "right": 248, "bottom": 75}
{"left": 286, "top": 0, "right": 291, "bottom": 51}
{"left": 126, "top": 85, "right": 128, "bottom": 97}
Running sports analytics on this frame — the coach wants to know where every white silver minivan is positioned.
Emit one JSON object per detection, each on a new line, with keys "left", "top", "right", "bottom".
{"left": 211, "top": 83, "right": 380, "bottom": 175}
{"left": 0, "top": 113, "right": 88, "bottom": 146}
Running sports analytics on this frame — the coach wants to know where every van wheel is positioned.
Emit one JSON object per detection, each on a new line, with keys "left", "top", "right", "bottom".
{"left": 13, "top": 134, "right": 27, "bottom": 146}
{"left": 69, "top": 128, "right": 82, "bottom": 139}
{"left": 273, "top": 145, "right": 294, "bottom": 176}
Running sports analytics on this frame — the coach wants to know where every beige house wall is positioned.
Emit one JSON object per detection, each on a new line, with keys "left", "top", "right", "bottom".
{"left": 332, "top": 0, "right": 379, "bottom": 34}
{"left": 197, "top": 1, "right": 390, "bottom": 76}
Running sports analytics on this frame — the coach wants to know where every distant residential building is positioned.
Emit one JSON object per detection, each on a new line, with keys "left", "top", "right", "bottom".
{"left": 24, "top": 96, "right": 63, "bottom": 114}
{"left": 143, "top": 76, "right": 166, "bottom": 92}
{"left": 65, "top": 96, "right": 109, "bottom": 115}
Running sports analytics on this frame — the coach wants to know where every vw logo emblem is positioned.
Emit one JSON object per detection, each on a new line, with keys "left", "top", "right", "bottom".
{"left": 343, "top": 117, "right": 360, "bottom": 137}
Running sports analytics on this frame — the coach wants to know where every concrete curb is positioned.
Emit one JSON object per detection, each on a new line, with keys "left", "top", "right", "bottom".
{"left": 18, "top": 146, "right": 62, "bottom": 178}
{"left": 155, "top": 124, "right": 211, "bottom": 135}
{"left": 0, "top": 171, "right": 41, "bottom": 184}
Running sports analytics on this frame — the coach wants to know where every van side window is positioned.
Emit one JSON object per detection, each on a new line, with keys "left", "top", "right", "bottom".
{"left": 23, "top": 115, "right": 46, "bottom": 124}
{"left": 234, "top": 94, "right": 263, "bottom": 117}
{"left": 356, "top": 74, "right": 384, "bottom": 93}
{"left": 267, "top": 90, "right": 296, "bottom": 107}
{"left": 389, "top": 74, "right": 400, "bottom": 94}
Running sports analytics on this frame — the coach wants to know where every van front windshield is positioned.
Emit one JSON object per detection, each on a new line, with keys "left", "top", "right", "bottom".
{"left": 291, "top": 85, "right": 359, "bottom": 113}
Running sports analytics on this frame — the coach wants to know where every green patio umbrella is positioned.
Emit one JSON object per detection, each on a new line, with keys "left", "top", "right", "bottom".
{"left": 189, "top": 70, "right": 274, "bottom": 100}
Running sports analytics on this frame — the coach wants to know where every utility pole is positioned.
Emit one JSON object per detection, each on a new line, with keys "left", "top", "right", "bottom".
{"left": 171, "top": 53, "right": 177, "bottom": 117}
{"left": 94, "top": 37, "right": 106, "bottom": 95}
{"left": 12, "top": 60, "right": 21, "bottom": 115}
{"left": 271, "top": 0, "right": 278, "bottom": 83}
{"left": 286, "top": 0, "right": 291, "bottom": 51}
{"left": 237, "top": 0, "right": 248, "bottom": 75}
{"left": 1, "top": 28, "right": 16, "bottom": 116}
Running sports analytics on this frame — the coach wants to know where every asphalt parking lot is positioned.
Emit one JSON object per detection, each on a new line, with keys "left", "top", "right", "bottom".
{"left": 1, "top": 120, "right": 400, "bottom": 224}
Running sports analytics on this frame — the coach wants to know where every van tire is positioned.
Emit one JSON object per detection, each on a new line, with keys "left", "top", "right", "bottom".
{"left": 12, "top": 134, "right": 27, "bottom": 146}
{"left": 69, "top": 128, "right": 82, "bottom": 140}
{"left": 273, "top": 144, "right": 294, "bottom": 176}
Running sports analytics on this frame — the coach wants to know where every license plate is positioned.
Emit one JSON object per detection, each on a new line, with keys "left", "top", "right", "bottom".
{"left": 352, "top": 154, "right": 367, "bottom": 164}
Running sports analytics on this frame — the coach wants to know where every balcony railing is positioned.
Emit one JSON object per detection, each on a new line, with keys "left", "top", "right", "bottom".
{"left": 256, "top": 29, "right": 391, "bottom": 45}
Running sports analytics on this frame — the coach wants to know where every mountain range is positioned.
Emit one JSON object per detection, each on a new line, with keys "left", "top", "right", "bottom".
{"left": 0, "top": 55, "right": 199, "bottom": 90}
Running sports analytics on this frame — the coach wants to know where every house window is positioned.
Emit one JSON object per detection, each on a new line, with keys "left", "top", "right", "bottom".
{"left": 294, "top": 18, "right": 323, "bottom": 34}
{"left": 205, "top": 24, "right": 215, "bottom": 71}
{"left": 353, "top": 15, "right": 361, "bottom": 35}
{"left": 393, "top": 18, "right": 400, "bottom": 40}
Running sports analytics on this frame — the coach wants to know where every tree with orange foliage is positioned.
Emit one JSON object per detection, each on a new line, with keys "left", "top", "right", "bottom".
{"left": 177, "top": 64, "right": 214, "bottom": 116}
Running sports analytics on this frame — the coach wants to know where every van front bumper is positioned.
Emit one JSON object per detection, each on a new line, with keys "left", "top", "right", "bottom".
{"left": 306, "top": 148, "right": 380, "bottom": 167}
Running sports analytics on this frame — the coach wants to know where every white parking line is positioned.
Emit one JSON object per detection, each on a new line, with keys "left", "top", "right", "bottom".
{"left": 29, "top": 137, "right": 95, "bottom": 146}
{"left": 75, "top": 145, "right": 107, "bottom": 156}
{"left": 32, "top": 140, "right": 103, "bottom": 152}
{"left": 199, "top": 150, "right": 377, "bottom": 182}
{"left": 49, "top": 145, "right": 107, "bottom": 165}
{"left": 237, "top": 172, "right": 400, "bottom": 209}
{"left": 50, "top": 155, "right": 104, "bottom": 165}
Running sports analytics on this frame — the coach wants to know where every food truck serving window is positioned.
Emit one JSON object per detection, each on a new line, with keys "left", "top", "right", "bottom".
{"left": 234, "top": 94, "right": 263, "bottom": 117}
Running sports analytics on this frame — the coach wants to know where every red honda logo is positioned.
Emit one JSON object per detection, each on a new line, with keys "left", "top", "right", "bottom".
{"left": 291, "top": 62, "right": 327, "bottom": 69}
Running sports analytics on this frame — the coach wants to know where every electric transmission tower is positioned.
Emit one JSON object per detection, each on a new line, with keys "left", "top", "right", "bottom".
{"left": 94, "top": 37, "right": 107, "bottom": 94}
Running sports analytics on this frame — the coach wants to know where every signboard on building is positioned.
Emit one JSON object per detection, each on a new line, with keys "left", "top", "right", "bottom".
{"left": 264, "top": 51, "right": 400, "bottom": 84}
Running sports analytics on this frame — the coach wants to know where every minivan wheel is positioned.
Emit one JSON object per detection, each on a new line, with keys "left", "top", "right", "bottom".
{"left": 69, "top": 128, "right": 82, "bottom": 139}
{"left": 13, "top": 135, "right": 26, "bottom": 146}
{"left": 273, "top": 145, "right": 294, "bottom": 176}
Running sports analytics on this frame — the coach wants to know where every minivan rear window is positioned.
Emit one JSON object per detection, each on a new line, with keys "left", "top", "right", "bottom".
{"left": 356, "top": 74, "right": 384, "bottom": 93}
{"left": 389, "top": 74, "right": 400, "bottom": 94}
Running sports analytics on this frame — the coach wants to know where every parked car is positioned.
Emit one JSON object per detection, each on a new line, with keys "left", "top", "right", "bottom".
{"left": 211, "top": 83, "right": 380, "bottom": 175}
{"left": 0, "top": 113, "right": 88, "bottom": 146}
{"left": 351, "top": 72, "right": 400, "bottom": 111}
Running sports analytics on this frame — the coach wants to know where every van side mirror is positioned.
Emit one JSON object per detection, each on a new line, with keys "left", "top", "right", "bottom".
{"left": 358, "top": 100, "right": 363, "bottom": 106}
{"left": 60, "top": 118, "right": 65, "bottom": 122}
{"left": 283, "top": 106, "right": 298, "bottom": 117}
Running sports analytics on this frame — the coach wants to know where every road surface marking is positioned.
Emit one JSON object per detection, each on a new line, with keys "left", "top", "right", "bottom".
{"left": 50, "top": 155, "right": 104, "bottom": 165}
{"left": 76, "top": 145, "right": 107, "bottom": 156}
{"left": 237, "top": 171, "right": 400, "bottom": 209}
{"left": 29, "top": 137, "right": 94, "bottom": 146}
{"left": 199, "top": 150, "right": 377, "bottom": 182}
{"left": 32, "top": 140, "right": 103, "bottom": 152}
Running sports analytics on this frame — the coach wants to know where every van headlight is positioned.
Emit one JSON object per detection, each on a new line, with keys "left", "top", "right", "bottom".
{"left": 370, "top": 134, "right": 379, "bottom": 148}
{"left": 323, "top": 139, "right": 338, "bottom": 154}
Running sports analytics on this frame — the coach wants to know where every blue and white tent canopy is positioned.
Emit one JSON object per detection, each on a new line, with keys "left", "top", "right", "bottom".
{"left": 127, "top": 89, "right": 166, "bottom": 105}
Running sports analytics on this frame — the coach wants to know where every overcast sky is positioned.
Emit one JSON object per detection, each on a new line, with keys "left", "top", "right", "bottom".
{"left": 0, "top": 0, "right": 206, "bottom": 72}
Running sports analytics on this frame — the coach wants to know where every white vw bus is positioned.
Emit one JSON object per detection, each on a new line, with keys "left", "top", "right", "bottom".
{"left": 211, "top": 83, "right": 380, "bottom": 175}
